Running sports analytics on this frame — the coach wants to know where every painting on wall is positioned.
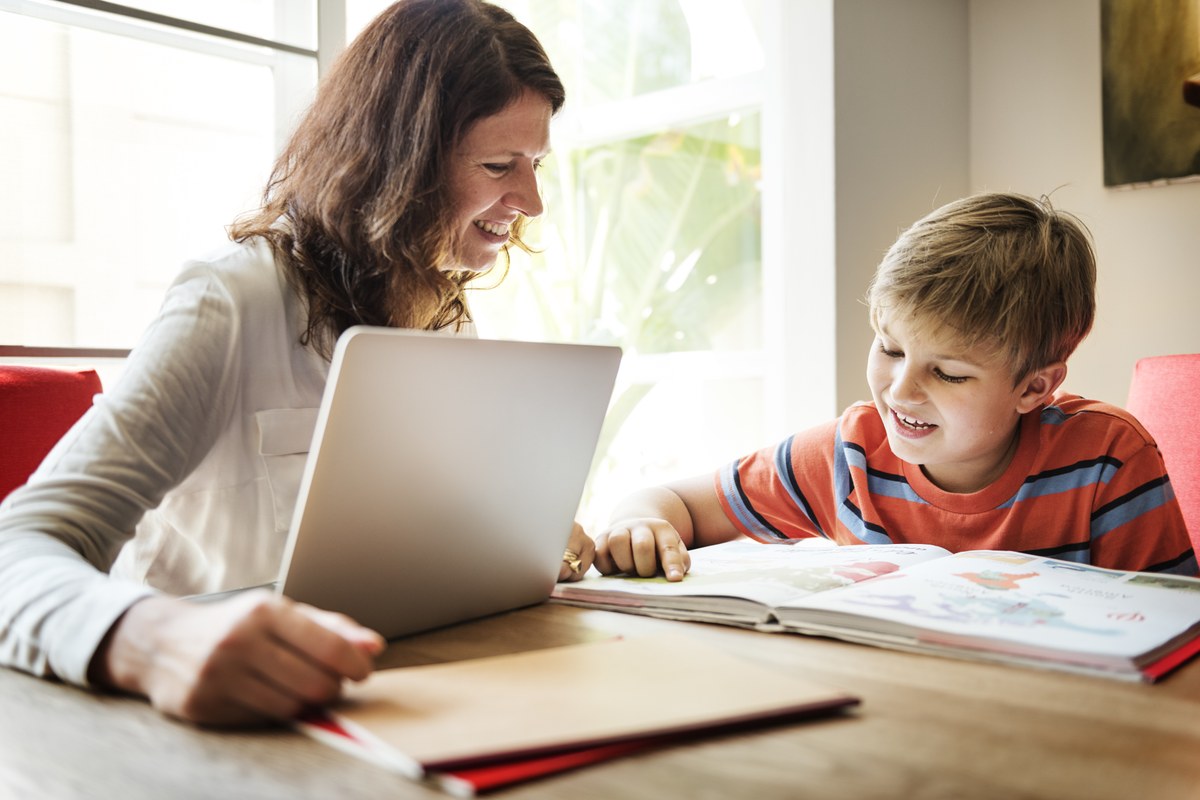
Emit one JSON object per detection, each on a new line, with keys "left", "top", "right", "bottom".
{"left": 1101, "top": 0, "right": 1200, "bottom": 187}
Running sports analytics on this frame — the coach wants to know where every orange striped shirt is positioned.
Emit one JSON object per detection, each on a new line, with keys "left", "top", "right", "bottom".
{"left": 715, "top": 395, "right": 1195, "bottom": 575}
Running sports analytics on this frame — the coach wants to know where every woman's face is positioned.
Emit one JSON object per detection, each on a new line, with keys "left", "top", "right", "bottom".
{"left": 447, "top": 90, "right": 553, "bottom": 272}
{"left": 867, "top": 310, "right": 1034, "bottom": 493}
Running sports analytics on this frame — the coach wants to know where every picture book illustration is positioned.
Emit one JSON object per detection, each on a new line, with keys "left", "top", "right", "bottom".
{"left": 576, "top": 539, "right": 947, "bottom": 608}
{"left": 789, "top": 551, "right": 1200, "bottom": 656}
{"left": 554, "top": 539, "right": 1200, "bottom": 681}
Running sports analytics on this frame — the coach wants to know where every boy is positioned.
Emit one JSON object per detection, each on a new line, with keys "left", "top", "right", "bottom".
{"left": 593, "top": 192, "right": 1195, "bottom": 581}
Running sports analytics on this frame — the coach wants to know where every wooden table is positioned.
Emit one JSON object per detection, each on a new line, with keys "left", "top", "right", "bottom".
{"left": 2, "top": 602, "right": 1198, "bottom": 799}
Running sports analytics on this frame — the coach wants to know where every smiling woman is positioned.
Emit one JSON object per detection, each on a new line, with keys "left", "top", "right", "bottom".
{"left": 449, "top": 90, "right": 552, "bottom": 272}
{"left": 0, "top": 0, "right": 593, "bottom": 729}
{"left": 229, "top": 0, "right": 567, "bottom": 352}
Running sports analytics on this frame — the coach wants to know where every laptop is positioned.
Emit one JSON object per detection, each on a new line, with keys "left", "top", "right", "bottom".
{"left": 274, "top": 326, "right": 621, "bottom": 640}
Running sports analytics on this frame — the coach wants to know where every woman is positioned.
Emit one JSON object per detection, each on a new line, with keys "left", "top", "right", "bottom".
{"left": 0, "top": 0, "right": 591, "bottom": 726}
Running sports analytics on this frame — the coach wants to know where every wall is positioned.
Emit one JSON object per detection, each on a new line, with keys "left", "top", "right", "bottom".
{"left": 969, "top": 0, "right": 1200, "bottom": 405}
{"left": 832, "top": 0, "right": 971, "bottom": 410}
{"left": 823, "top": 0, "right": 1200, "bottom": 412}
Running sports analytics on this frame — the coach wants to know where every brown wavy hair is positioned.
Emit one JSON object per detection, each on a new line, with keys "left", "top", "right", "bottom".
{"left": 230, "top": 0, "right": 564, "bottom": 356}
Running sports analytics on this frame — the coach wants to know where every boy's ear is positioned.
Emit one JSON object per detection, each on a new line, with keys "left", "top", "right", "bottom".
{"left": 1015, "top": 361, "right": 1067, "bottom": 414}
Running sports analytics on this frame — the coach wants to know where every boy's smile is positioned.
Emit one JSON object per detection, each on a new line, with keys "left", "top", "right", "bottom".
{"left": 889, "top": 407, "right": 938, "bottom": 438}
{"left": 866, "top": 312, "right": 1060, "bottom": 494}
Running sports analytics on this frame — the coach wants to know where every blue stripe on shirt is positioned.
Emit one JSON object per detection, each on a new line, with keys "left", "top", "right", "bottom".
{"left": 718, "top": 459, "right": 788, "bottom": 540}
{"left": 1148, "top": 548, "right": 1199, "bottom": 576}
{"left": 1029, "top": 540, "right": 1199, "bottom": 575}
{"left": 1041, "top": 404, "right": 1069, "bottom": 425}
{"left": 1001, "top": 457, "right": 1123, "bottom": 509}
{"left": 866, "top": 468, "right": 927, "bottom": 504}
{"left": 772, "top": 438, "right": 827, "bottom": 538}
{"left": 1091, "top": 477, "right": 1177, "bottom": 539}
{"left": 834, "top": 437, "right": 893, "bottom": 545}
{"left": 1026, "top": 540, "right": 1092, "bottom": 563}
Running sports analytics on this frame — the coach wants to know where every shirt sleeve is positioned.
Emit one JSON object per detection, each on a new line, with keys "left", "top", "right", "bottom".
{"left": 1088, "top": 437, "right": 1196, "bottom": 575}
{"left": 714, "top": 419, "right": 841, "bottom": 542}
{"left": 0, "top": 263, "right": 243, "bottom": 686}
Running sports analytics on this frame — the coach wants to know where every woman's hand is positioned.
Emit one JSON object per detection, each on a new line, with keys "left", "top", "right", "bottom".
{"left": 593, "top": 518, "right": 691, "bottom": 582}
{"left": 90, "top": 591, "right": 385, "bottom": 727}
{"left": 557, "top": 522, "right": 595, "bottom": 582}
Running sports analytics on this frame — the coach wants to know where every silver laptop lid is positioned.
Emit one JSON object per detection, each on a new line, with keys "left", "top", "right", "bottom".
{"left": 276, "top": 326, "right": 621, "bottom": 639}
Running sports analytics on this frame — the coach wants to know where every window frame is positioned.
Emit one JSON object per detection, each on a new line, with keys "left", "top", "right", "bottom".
{"left": 0, "top": 0, "right": 343, "bottom": 358}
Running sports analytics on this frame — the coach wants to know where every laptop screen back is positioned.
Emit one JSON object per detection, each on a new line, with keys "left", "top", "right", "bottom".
{"left": 276, "top": 326, "right": 621, "bottom": 639}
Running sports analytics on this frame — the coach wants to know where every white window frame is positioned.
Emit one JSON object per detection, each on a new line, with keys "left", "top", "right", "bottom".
{"left": 0, "top": 0, "right": 341, "bottom": 364}
{"left": 549, "top": 69, "right": 770, "bottom": 416}
{"left": 546, "top": 0, "right": 838, "bottom": 446}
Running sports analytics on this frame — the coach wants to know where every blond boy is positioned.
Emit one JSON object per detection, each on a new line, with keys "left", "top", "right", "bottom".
{"left": 594, "top": 192, "right": 1195, "bottom": 580}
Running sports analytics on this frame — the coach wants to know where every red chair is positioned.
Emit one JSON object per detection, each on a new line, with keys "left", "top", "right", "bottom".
{"left": 1125, "top": 354, "right": 1200, "bottom": 555}
{"left": 0, "top": 365, "right": 103, "bottom": 502}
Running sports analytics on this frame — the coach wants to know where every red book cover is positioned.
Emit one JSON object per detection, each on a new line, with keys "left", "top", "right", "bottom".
{"left": 296, "top": 635, "right": 859, "bottom": 795}
{"left": 299, "top": 709, "right": 658, "bottom": 795}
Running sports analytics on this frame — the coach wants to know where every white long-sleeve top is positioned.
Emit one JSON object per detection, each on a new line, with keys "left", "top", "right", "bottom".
{"left": 0, "top": 239, "right": 332, "bottom": 686}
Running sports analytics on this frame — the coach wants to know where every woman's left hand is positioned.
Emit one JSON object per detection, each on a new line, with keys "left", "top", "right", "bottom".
{"left": 558, "top": 522, "right": 595, "bottom": 582}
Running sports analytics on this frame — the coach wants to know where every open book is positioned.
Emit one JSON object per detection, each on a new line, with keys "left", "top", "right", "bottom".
{"left": 296, "top": 634, "right": 857, "bottom": 796}
{"left": 551, "top": 540, "right": 1200, "bottom": 683}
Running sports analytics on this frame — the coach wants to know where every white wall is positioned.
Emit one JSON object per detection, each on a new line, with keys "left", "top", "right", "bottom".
{"left": 832, "top": 0, "right": 971, "bottom": 410}
{"left": 969, "top": 0, "right": 1200, "bottom": 405}
{"left": 762, "top": 0, "right": 839, "bottom": 436}
{"left": 818, "top": 0, "right": 1200, "bottom": 412}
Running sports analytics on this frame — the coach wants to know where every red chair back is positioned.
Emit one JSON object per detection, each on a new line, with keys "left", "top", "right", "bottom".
{"left": 0, "top": 366, "right": 103, "bottom": 502}
{"left": 1126, "top": 354, "right": 1200, "bottom": 554}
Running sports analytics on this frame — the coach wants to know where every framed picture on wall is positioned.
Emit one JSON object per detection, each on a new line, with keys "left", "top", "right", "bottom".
{"left": 1101, "top": 0, "right": 1200, "bottom": 187}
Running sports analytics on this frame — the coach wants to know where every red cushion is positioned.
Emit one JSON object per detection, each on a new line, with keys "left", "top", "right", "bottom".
{"left": 0, "top": 366, "right": 103, "bottom": 501}
{"left": 1126, "top": 354, "right": 1200, "bottom": 554}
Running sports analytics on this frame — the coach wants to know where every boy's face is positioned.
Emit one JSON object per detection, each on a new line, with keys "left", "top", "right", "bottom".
{"left": 867, "top": 311, "right": 1033, "bottom": 494}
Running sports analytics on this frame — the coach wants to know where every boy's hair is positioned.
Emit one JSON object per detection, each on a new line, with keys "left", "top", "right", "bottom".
{"left": 866, "top": 192, "right": 1096, "bottom": 382}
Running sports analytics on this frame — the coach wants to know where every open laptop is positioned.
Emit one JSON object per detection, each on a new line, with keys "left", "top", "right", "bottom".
{"left": 274, "top": 326, "right": 621, "bottom": 640}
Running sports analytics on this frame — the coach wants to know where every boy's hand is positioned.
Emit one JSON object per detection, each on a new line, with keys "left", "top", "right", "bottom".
{"left": 90, "top": 591, "right": 385, "bottom": 727}
{"left": 593, "top": 519, "right": 691, "bottom": 582}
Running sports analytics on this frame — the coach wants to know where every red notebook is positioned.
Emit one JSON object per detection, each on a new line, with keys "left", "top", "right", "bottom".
{"left": 296, "top": 635, "right": 859, "bottom": 795}
{"left": 300, "top": 709, "right": 660, "bottom": 795}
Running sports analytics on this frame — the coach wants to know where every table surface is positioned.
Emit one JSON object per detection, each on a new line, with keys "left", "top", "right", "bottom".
{"left": 2, "top": 601, "right": 1198, "bottom": 800}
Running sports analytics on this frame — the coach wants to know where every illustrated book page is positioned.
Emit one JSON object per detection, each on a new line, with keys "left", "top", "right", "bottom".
{"left": 552, "top": 540, "right": 1200, "bottom": 681}
{"left": 777, "top": 549, "right": 1200, "bottom": 678}
{"left": 552, "top": 538, "right": 950, "bottom": 627}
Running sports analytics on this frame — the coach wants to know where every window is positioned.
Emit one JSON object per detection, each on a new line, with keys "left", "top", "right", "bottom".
{"left": 0, "top": 0, "right": 319, "bottom": 350}
{"left": 349, "top": 0, "right": 767, "bottom": 525}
